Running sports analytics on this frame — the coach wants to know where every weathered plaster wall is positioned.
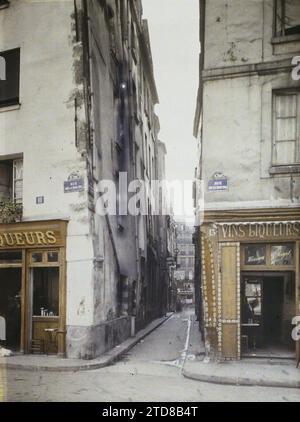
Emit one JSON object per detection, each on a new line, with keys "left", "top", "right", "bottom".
{"left": 204, "top": 0, "right": 264, "bottom": 69}
{"left": 204, "top": 0, "right": 300, "bottom": 69}
{"left": 0, "top": 0, "right": 166, "bottom": 359}
{"left": 0, "top": 1, "right": 95, "bottom": 337}
{"left": 201, "top": 0, "right": 300, "bottom": 211}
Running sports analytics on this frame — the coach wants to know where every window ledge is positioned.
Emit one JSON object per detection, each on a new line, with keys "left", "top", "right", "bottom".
{"left": 269, "top": 165, "right": 300, "bottom": 175}
{"left": 272, "top": 34, "right": 300, "bottom": 45}
{"left": 0, "top": 1, "right": 9, "bottom": 10}
{"left": 0, "top": 103, "right": 21, "bottom": 113}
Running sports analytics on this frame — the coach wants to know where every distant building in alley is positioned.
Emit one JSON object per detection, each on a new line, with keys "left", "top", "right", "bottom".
{"left": 194, "top": 0, "right": 300, "bottom": 363}
{"left": 0, "top": 0, "right": 169, "bottom": 359}
{"left": 174, "top": 221, "right": 195, "bottom": 306}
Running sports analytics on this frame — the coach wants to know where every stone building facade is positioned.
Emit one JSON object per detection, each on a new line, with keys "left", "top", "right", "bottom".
{"left": 0, "top": 0, "right": 168, "bottom": 359}
{"left": 194, "top": 0, "right": 300, "bottom": 362}
{"left": 174, "top": 221, "right": 195, "bottom": 306}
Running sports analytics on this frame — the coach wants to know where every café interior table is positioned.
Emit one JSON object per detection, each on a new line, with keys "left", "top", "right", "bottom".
{"left": 241, "top": 323, "right": 260, "bottom": 350}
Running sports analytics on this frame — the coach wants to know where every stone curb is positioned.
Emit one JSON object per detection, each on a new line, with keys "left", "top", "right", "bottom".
{"left": 182, "top": 367, "right": 300, "bottom": 390}
{"left": 0, "top": 313, "right": 174, "bottom": 373}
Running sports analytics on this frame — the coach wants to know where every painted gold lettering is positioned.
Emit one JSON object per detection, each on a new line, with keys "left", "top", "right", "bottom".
{"left": 14, "top": 233, "right": 25, "bottom": 246}
{"left": 232, "top": 225, "right": 239, "bottom": 237}
{"left": 293, "top": 222, "right": 300, "bottom": 235}
{"left": 249, "top": 224, "right": 256, "bottom": 237}
{"left": 286, "top": 223, "right": 292, "bottom": 237}
{"left": 238, "top": 225, "right": 246, "bottom": 238}
{"left": 273, "top": 223, "right": 279, "bottom": 237}
{"left": 221, "top": 225, "right": 230, "bottom": 238}
{"left": 46, "top": 231, "right": 57, "bottom": 245}
{"left": 279, "top": 223, "right": 283, "bottom": 236}
{"left": 35, "top": 231, "right": 48, "bottom": 245}
{"left": 258, "top": 224, "right": 265, "bottom": 238}
{"left": 24, "top": 232, "right": 36, "bottom": 245}
{"left": 4, "top": 233, "right": 14, "bottom": 246}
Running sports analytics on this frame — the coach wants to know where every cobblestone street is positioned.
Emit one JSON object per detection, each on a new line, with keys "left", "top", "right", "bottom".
{"left": 1, "top": 309, "right": 299, "bottom": 402}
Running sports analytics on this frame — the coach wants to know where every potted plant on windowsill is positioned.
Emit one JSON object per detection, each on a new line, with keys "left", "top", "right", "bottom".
{"left": 0, "top": 200, "right": 23, "bottom": 224}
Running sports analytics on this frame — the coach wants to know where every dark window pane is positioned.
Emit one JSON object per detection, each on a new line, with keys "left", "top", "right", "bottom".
{"left": 31, "top": 253, "right": 43, "bottom": 263}
{"left": 33, "top": 268, "right": 59, "bottom": 316}
{"left": 245, "top": 281, "right": 262, "bottom": 297}
{"left": 275, "top": 0, "right": 300, "bottom": 36}
{"left": 244, "top": 245, "right": 266, "bottom": 265}
{"left": 271, "top": 244, "right": 294, "bottom": 265}
{"left": 0, "top": 1, "right": 9, "bottom": 10}
{"left": 0, "top": 48, "right": 20, "bottom": 107}
{"left": 47, "top": 252, "right": 59, "bottom": 263}
{"left": 0, "top": 251, "right": 22, "bottom": 263}
{"left": 247, "top": 297, "right": 261, "bottom": 317}
{"left": 285, "top": 0, "right": 300, "bottom": 35}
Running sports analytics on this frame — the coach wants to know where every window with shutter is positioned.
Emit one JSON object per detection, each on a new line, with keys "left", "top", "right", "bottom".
{"left": 0, "top": 1, "right": 9, "bottom": 10}
{"left": 273, "top": 92, "right": 300, "bottom": 166}
{"left": 0, "top": 158, "right": 23, "bottom": 205}
{"left": 0, "top": 48, "right": 20, "bottom": 108}
{"left": 13, "top": 159, "right": 23, "bottom": 205}
{"left": 275, "top": 0, "right": 300, "bottom": 36}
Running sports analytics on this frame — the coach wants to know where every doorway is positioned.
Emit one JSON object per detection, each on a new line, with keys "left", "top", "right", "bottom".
{"left": 241, "top": 272, "right": 295, "bottom": 358}
{"left": 0, "top": 268, "right": 22, "bottom": 351}
{"left": 263, "top": 277, "right": 283, "bottom": 347}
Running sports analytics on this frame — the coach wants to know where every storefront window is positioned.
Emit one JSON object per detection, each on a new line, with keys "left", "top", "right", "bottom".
{"left": 243, "top": 279, "right": 262, "bottom": 323}
{"left": 245, "top": 281, "right": 261, "bottom": 298}
{"left": 271, "top": 244, "right": 294, "bottom": 265}
{"left": 33, "top": 267, "right": 59, "bottom": 317}
{"left": 47, "top": 252, "right": 59, "bottom": 263}
{"left": 0, "top": 251, "right": 22, "bottom": 264}
{"left": 244, "top": 244, "right": 266, "bottom": 265}
{"left": 31, "top": 252, "right": 43, "bottom": 263}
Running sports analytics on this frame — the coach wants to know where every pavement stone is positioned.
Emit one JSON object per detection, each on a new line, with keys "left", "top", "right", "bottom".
{"left": 0, "top": 314, "right": 173, "bottom": 373}
{"left": 182, "top": 319, "right": 300, "bottom": 389}
{"left": 183, "top": 359, "right": 300, "bottom": 389}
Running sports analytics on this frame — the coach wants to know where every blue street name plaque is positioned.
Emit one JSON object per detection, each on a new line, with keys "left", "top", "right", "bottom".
{"left": 208, "top": 178, "right": 228, "bottom": 191}
{"left": 64, "top": 178, "right": 84, "bottom": 193}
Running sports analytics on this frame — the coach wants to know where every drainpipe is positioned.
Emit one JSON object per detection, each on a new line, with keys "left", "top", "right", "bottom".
{"left": 82, "top": 0, "right": 121, "bottom": 275}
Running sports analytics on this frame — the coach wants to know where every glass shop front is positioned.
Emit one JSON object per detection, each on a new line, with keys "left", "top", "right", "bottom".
{"left": 241, "top": 242, "right": 296, "bottom": 358}
{"left": 0, "top": 220, "right": 67, "bottom": 356}
{"left": 201, "top": 217, "right": 300, "bottom": 363}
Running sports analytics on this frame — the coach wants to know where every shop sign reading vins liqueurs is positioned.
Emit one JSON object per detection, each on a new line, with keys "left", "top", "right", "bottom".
{"left": 0, "top": 230, "right": 57, "bottom": 248}
{"left": 0, "top": 221, "right": 66, "bottom": 249}
{"left": 218, "top": 222, "right": 300, "bottom": 241}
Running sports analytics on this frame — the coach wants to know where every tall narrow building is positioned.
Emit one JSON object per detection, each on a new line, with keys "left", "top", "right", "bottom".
{"left": 0, "top": 0, "right": 168, "bottom": 360}
{"left": 194, "top": 0, "right": 300, "bottom": 363}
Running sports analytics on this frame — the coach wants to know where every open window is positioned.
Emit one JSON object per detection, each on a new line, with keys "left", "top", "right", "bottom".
{"left": 274, "top": 0, "right": 300, "bottom": 37}
{"left": 272, "top": 92, "right": 300, "bottom": 166}
{"left": 0, "top": 1, "right": 9, "bottom": 10}
{"left": 0, "top": 158, "right": 23, "bottom": 205}
{"left": 0, "top": 48, "right": 20, "bottom": 108}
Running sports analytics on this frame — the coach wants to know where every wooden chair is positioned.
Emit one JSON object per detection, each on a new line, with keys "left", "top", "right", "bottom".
{"left": 241, "top": 335, "right": 249, "bottom": 353}
{"left": 44, "top": 328, "right": 58, "bottom": 355}
{"left": 30, "top": 339, "right": 45, "bottom": 354}
{"left": 0, "top": 316, "right": 6, "bottom": 343}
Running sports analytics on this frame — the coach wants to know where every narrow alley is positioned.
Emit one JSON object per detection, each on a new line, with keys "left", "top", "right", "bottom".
{"left": 2, "top": 309, "right": 299, "bottom": 402}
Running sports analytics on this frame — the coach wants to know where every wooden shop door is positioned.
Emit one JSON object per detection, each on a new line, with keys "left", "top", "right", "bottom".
{"left": 219, "top": 243, "right": 241, "bottom": 359}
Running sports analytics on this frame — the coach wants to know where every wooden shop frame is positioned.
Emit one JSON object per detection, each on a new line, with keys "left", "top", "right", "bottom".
{"left": 201, "top": 208, "right": 300, "bottom": 363}
{"left": 0, "top": 220, "right": 67, "bottom": 356}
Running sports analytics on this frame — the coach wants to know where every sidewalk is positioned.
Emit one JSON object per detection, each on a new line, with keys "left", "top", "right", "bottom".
{"left": 183, "top": 358, "right": 300, "bottom": 389}
{"left": 0, "top": 314, "right": 173, "bottom": 372}
{"left": 182, "top": 321, "right": 300, "bottom": 389}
